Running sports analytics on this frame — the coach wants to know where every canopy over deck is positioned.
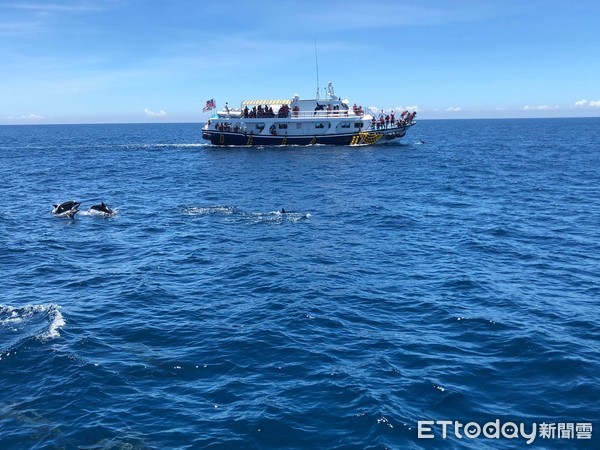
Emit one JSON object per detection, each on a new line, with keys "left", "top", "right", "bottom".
{"left": 241, "top": 99, "right": 292, "bottom": 106}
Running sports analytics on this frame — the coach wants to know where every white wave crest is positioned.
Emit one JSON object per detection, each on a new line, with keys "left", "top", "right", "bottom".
{"left": 120, "top": 143, "right": 208, "bottom": 150}
{"left": 181, "top": 205, "right": 238, "bottom": 216}
{"left": 0, "top": 303, "right": 65, "bottom": 343}
{"left": 78, "top": 208, "right": 118, "bottom": 217}
{"left": 41, "top": 306, "right": 66, "bottom": 340}
{"left": 181, "top": 205, "right": 312, "bottom": 224}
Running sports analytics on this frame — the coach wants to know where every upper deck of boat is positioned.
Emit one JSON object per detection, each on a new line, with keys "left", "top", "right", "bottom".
{"left": 213, "top": 100, "right": 367, "bottom": 121}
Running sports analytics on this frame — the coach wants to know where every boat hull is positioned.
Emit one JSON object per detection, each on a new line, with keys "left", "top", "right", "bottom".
{"left": 202, "top": 126, "right": 410, "bottom": 146}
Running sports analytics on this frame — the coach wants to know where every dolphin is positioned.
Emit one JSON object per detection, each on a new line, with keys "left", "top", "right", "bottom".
{"left": 88, "top": 202, "right": 114, "bottom": 216}
{"left": 52, "top": 200, "right": 80, "bottom": 218}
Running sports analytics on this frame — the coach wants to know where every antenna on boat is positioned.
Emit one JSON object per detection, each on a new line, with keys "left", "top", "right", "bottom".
{"left": 314, "top": 40, "right": 320, "bottom": 99}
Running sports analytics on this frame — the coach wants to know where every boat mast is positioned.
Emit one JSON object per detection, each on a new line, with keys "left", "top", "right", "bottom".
{"left": 314, "top": 41, "right": 320, "bottom": 99}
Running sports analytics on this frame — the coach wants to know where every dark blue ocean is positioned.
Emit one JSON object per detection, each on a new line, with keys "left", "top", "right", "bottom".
{"left": 1, "top": 119, "right": 599, "bottom": 449}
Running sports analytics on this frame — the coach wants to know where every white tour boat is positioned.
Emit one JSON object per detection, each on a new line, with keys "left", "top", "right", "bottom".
{"left": 201, "top": 82, "right": 416, "bottom": 146}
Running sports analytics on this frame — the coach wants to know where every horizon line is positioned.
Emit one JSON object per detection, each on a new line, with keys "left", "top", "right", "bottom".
{"left": 2, "top": 115, "right": 600, "bottom": 127}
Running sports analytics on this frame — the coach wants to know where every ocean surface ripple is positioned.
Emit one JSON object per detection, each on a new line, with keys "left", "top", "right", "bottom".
{"left": 1, "top": 120, "right": 599, "bottom": 449}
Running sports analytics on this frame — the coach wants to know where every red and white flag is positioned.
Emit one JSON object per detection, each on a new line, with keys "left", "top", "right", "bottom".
{"left": 202, "top": 99, "right": 216, "bottom": 112}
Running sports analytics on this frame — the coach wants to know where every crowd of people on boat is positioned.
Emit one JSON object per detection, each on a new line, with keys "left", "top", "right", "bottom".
{"left": 371, "top": 110, "right": 417, "bottom": 130}
{"left": 313, "top": 103, "right": 365, "bottom": 117}
{"left": 321, "top": 103, "right": 348, "bottom": 116}
{"left": 243, "top": 104, "right": 291, "bottom": 119}
{"left": 208, "top": 120, "right": 246, "bottom": 133}
{"left": 237, "top": 102, "right": 367, "bottom": 119}
{"left": 352, "top": 104, "right": 364, "bottom": 116}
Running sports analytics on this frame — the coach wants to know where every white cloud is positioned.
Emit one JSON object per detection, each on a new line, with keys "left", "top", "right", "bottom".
{"left": 7, "top": 113, "right": 46, "bottom": 121}
{"left": 144, "top": 108, "right": 166, "bottom": 117}
{"left": 572, "top": 99, "right": 600, "bottom": 108}
{"left": 5, "top": 2, "right": 108, "bottom": 13}
{"left": 0, "top": 20, "right": 42, "bottom": 36}
{"left": 522, "top": 105, "right": 559, "bottom": 111}
{"left": 390, "top": 106, "right": 419, "bottom": 114}
{"left": 371, "top": 105, "right": 420, "bottom": 115}
{"left": 446, "top": 106, "right": 462, "bottom": 112}
{"left": 296, "top": 3, "right": 505, "bottom": 31}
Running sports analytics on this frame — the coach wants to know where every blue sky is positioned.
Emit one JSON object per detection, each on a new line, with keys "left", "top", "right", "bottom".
{"left": 1, "top": 0, "right": 599, "bottom": 124}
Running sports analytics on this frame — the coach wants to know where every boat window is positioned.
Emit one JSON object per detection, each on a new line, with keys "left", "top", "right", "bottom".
{"left": 315, "top": 122, "right": 331, "bottom": 129}
{"left": 256, "top": 123, "right": 265, "bottom": 130}
{"left": 339, "top": 122, "right": 351, "bottom": 128}
{"left": 354, "top": 122, "right": 364, "bottom": 128}
{"left": 278, "top": 123, "right": 288, "bottom": 129}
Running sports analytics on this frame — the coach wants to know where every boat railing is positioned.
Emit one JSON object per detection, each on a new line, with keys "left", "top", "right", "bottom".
{"left": 215, "top": 110, "right": 242, "bottom": 119}
{"left": 289, "top": 110, "right": 363, "bottom": 119}
{"left": 211, "top": 109, "right": 369, "bottom": 120}
{"left": 211, "top": 111, "right": 364, "bottom": 120}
